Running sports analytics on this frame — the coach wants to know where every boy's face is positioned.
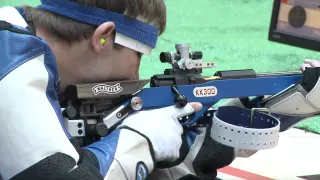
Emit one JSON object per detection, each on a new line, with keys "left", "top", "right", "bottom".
{"left": 45, "top": 22, "right": 145, "bottom": 90}
{"left": 88, "top": 41, "right": 142, "bottom": 82}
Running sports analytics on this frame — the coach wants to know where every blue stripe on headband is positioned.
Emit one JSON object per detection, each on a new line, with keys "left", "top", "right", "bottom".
{"left": 36, "top": 0, "right": 158, "bottom": 48}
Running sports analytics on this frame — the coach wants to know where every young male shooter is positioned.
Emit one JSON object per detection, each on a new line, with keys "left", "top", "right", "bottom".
{"left": 0, "top": 0, "right": 206, "bottom": 179}
{"left": 0, "top": 0, "right": 279, "bottom": 179}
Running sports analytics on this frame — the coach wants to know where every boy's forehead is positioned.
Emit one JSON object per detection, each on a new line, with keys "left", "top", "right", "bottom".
{"left": 115, "top": 32, "right": 152, "bottom": 56}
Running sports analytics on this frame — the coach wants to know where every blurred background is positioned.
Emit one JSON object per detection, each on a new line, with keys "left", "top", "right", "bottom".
{"left": 1, "top": 0, "right": 320, "bottom": 133}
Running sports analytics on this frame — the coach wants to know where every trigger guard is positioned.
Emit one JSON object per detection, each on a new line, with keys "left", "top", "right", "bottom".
{"left": 181, "top": 107, "right": 213, "bottom": 126}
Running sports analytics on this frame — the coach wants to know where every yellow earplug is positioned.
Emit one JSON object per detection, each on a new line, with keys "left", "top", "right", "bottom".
{"left": 99, "top": 37, "right": 106, "bottom": 45}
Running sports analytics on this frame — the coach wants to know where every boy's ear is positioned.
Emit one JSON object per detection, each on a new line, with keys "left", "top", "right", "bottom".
{"left": 92, "top": 22, "right": 115, "bottom": 53}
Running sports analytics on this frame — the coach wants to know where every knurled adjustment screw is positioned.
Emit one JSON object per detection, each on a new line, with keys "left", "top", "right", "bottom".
{"left": 63, "top": 106, "right": 77, "bottom": 119}
{"left": 96, "top": 123, "right": 109, "bottom": 137}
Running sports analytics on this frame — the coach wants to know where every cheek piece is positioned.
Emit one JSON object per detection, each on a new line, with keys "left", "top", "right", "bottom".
{"left": 36, "top": 0, "right": 158, "bottom": 54}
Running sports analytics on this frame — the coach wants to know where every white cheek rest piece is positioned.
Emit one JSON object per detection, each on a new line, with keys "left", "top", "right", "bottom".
{"left": 306, "top": 77, "right": 320, "bottom": 110}
{"left": 266, "top": 77, "right": 320, "bottom": 116}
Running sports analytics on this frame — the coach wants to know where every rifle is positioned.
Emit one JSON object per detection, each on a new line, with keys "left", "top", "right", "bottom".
{"left": 61, "top": 43, "right": 307, "bottom": 150}
{"left": 61, "top": 0, "right": 320, "bottom": 150}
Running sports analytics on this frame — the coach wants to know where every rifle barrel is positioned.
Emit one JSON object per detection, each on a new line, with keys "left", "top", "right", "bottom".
{"left": 257, "top": 71, "right": 302, "bottom": 77}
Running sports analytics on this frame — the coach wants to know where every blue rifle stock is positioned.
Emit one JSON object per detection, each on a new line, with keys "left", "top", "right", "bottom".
{"left": 135, "top": 72, "right": 301, "bottom": 126}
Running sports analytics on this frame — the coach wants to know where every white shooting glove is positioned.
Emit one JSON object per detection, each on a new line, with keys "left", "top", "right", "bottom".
{"left": 119, "top": 102, "right": 202, "bottom": 162}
